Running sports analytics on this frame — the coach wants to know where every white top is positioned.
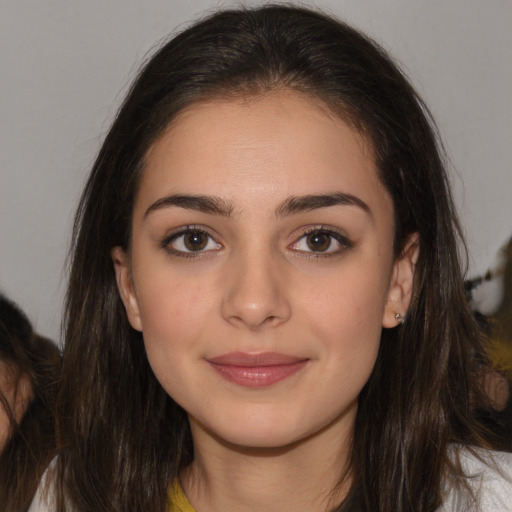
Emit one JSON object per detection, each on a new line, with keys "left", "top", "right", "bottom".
{"left": 29, "top": 448, "right": 512, "bottom": 511}
{"left": 439, "top": 448, "right": 512, "bottom": 511}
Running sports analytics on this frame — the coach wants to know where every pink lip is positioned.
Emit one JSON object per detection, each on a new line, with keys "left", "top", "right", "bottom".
{"left": 207, "top": 352, "right": 309, "bottom": 387}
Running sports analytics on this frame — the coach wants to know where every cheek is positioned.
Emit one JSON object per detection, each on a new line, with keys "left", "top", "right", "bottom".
{"left": 135, "top": 270, "right": 218, "bottom": 364}
{"left": 299, "top": 267, "right": 387, "bottom": 384}
{"left": 135, "top": 277, "right": 211, "bottom": 404}
{"left": 301, "top": 268, "right": 388, "bottom": 338}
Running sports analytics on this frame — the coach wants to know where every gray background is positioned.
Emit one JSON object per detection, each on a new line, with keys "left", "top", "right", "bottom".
{"left": 1, "top": 0, "right": 511, "bottom": 342}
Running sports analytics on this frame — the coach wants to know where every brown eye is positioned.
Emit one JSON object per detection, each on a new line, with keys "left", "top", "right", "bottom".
{"left": 290, "top": 228, "right": 351, "bottom": 257}
{"left": 165, "top": 228, "right": 221, "bottom": 255}
{"left": 184, "top": 232, "right": 208, "bottom": 251}
{"left": 306, "top": 232, "right": 332, "bottom": 252}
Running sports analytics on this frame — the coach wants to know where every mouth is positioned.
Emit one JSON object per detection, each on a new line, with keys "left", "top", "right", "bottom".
{"left": 206, "top": 352, "right": 309, "bottom": 387}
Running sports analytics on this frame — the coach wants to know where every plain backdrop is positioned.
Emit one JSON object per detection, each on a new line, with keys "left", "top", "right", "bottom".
{"left": 1, "top": 0, "right": 511, "bottom": 342}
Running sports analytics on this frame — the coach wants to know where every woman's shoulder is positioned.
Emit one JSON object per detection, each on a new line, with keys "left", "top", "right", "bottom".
{"left": 27, "top": 458, "right": 59, "bottom": 512}
{"left": 441, "top": 446, "right": 512, "bottom": 511}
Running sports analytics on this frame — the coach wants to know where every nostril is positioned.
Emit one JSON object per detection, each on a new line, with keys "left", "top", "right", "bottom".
{"left": 225, "top": 312, "right": 283, "bottom": 330}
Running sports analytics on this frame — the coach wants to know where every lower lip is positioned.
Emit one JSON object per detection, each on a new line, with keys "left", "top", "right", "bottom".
{"left": 209, "top": 361, "right": 308, "bottom": 387}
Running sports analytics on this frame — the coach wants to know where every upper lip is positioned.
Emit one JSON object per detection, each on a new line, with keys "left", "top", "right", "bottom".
{"left": 207, "top": 351, "right": 308, "bottom": 366}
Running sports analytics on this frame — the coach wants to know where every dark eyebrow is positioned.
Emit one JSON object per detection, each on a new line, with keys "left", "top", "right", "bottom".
{"left": 144, "top": 192, "right": 371, "bottom": 219}
{"left": 276, "top": 193, "right": 372, "bottom": 218}
{"left": 144, "top": 194, "right": 233, "bottom": 218}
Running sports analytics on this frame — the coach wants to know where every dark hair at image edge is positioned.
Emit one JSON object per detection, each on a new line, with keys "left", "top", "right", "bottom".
{"left": 56, "top": 5, "right": 492, "bottom": 512}
{"left": 0, "top": 295, "right": 61, "bottom": 511}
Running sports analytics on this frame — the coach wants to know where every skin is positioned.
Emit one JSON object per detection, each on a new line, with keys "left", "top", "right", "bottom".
{"left": 0, "top": 361, "right": 32, "bottom": 450}
{"left": 482, "top": 369, "right": 510, "bottom": 411}
{"left": 113, "top": 91, "right": 418, "bottom": 511}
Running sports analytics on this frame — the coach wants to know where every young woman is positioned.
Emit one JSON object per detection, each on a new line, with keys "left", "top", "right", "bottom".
{"left": 30, "top": 5, "right": 511, "bottom": 512}
{"left": 0, "top": 295, "right": 60, "bottom": 512}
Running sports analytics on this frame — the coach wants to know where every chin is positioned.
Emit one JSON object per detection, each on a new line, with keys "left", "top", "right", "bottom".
{"left": 217, "top": 427, "right": 308, "bottom": 451}
{"left": 192, "top": 409, "right": 320, "bottom": 452}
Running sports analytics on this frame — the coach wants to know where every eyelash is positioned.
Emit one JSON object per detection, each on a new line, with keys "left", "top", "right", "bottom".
{"left": 160, "top": 225, "right": 353, "bottom": 259}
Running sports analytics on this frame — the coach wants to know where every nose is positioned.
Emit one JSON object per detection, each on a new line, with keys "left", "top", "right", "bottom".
{"left": 221, "top": 249, "right": 291, "bottom": 330}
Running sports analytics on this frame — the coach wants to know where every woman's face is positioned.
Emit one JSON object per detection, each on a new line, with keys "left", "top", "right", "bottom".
{"left": 114, "top": 91, "right": 416, "bottom": 450}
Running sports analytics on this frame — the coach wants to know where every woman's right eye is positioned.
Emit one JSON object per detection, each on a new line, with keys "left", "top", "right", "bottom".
{"left": 163, "top": 228, "right": 221, "bottom": 256}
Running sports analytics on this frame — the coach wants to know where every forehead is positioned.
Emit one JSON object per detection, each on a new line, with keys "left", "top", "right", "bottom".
{"left": 138, "top": 91, "right": 391, "bottom": 218}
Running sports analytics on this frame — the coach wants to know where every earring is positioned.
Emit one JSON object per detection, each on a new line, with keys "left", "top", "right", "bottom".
{"left": 395, "top": 312, "right": 406, "bottom": 325}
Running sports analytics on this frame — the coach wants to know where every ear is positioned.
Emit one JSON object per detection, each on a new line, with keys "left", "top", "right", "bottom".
{"left": 382, "top": 233, "right": 419, "bottom": 328}
{"left": 111, "top": 246, "right": 143, "bottom": 332}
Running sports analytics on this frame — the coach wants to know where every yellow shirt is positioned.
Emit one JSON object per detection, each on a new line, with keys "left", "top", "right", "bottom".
{"left": 168, "top": 480, "right": 196, "bottom": 512}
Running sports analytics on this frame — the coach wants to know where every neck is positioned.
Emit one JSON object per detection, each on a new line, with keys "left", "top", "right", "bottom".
{"left": 180, "top": 410, "right": 354, "bottom": 512}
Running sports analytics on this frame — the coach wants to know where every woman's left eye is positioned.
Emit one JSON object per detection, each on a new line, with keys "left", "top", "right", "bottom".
{"left": 290, "top": 229, "right": 350, "bottom": 256}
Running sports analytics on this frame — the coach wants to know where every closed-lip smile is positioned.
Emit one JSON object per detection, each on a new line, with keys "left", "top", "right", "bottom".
{"left": 207, "top": 351, "right": 309, "bottom": 387}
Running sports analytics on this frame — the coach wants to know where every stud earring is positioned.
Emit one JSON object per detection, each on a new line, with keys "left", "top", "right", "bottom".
{"left": 395, "top": 312, "right": 406, "bottom": 325}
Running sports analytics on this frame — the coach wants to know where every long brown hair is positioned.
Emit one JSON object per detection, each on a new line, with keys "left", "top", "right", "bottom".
{"left": 0, "top": 295, "right": 61, "bottom": 512}
{"left": 57, "top": 5, "right": 491, "bottom": 511}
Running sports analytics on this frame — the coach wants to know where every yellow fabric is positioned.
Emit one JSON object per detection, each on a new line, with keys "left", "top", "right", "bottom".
{"left": 168, "top": 480, "right": 197, "bottom": 512}
{"left": 487, "top": 334, "right": 512, "bottom": 377}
